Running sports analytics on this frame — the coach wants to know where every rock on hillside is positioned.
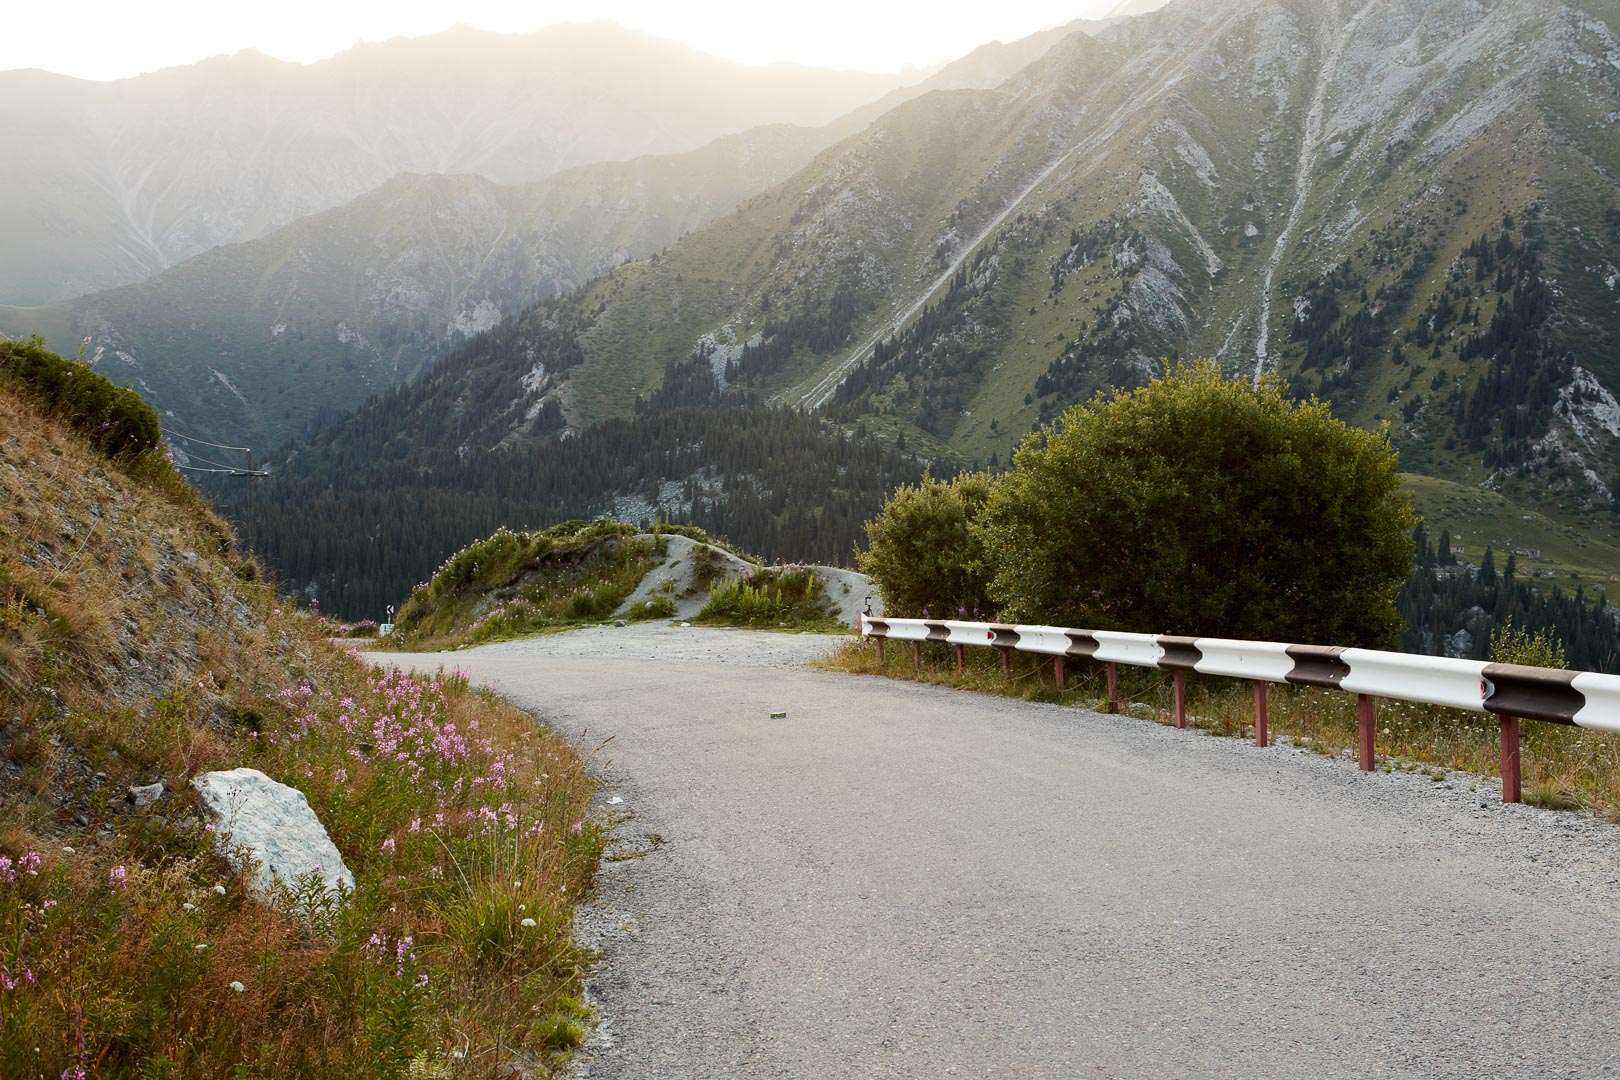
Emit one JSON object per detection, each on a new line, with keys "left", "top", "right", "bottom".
{"left": 613, "top": 535, "right": 756, "bottom": 621}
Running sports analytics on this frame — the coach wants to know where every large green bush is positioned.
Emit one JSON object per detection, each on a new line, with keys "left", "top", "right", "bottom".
{"left": 858, "top": 472, "right": 994, "bottom": 618}
{"left": 974, "top": 360, "right": 1416, "bottom": 645}
{"left": 0, "top": 336, "right": 160, "bottom": 459}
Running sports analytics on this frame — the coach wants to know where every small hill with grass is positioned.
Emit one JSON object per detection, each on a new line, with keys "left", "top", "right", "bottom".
{"left": 390, "top": 522, "right": 875, "bottom": 650}
{"left": 0, "top": 341, "right": 602, "bottom": 1075}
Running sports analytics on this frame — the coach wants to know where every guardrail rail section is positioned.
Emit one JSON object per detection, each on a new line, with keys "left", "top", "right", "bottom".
{"left": 859, "top": 616, "right": 1620, "bottom": 803}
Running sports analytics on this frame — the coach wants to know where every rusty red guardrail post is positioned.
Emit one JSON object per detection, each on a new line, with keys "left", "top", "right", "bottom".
{"left": 1500, "top": 714, "right": 1521, "bottom": 803}
{"left": 1253, "top": 680, "right": 1268, "bottom": 747}
{"left": 1358, "top": 694, "right": 1376, "bottom": 771}
{"left": 1106, "top": 662, "right": 1118, "bottom": 712}
{"left": 955, "top": 643, "right": 966, "bottom": 673}
{"left": 912, "top": 641, "right": 922, "bottom": 672}
{"left": 1000, "top": 647, "right": 1011, "bottom": 675}
{"left": 1173, "top": 669, "right": 1186, "bottom": 728}
{"left": 1054, "top": 655, "right": 1066, "bottom": 691}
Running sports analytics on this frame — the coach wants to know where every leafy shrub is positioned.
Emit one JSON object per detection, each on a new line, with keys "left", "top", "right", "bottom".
{"left": 697, "top": 566, "right": 841, "bottom": 630}
{"left": 625, "top": 594, "right": 678, "bottom": 621}
{"left": 858, "top": 472, "right": 993, "bottom": 618}
{"left": 0, "top": 337, "right": 160, "bottom": 460}
{"left": 686, "top": 545, "right": 733, "bottom": 593}
{"left": 975, "top": 360, "right": 1415, "bottom": 644}
{"left": 1490, "top": 620, "right": 1568, "bottom": 669}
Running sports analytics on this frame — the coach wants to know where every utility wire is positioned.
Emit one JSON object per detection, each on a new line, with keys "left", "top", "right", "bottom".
{"left": 160, "top": 426, "right": 251, "bottom": 452}
{"left": 173, "top": 449, "right": 243, "bottom": 470}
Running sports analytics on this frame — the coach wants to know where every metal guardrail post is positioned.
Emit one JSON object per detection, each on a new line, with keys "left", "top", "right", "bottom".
{"left": 912, "top": 641, "right": 922, "bottom": 672}
{"left": 1254, "top": 681, "right": 1269, "bottom": 747}
{"left": 1054, "top": 655, "right": 1066, "bottom": 691}
{"left": 1106, "top": 662, "right": 1119, "bottom": 712}
{"left": 1173, "top": 670, "right": 1187, "bottom": 729}
{"left": 1500, "top": 715, "right": 1521, "bottom": 803}
{"left": 999, "top": 647, "right": 1011, "bottom": 675}
{"left": 955, "top": 644, "right": 967, "bottom": 673}
{"left": 1358, "top": 694, "right": 1376, "bottom": 771}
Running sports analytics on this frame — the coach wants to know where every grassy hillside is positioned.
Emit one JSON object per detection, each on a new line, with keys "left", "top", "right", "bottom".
{"left": 1402, "top": 473, "right": 1620, "bottom": 595}
{"left": 0, "top": 359, "right": 603, "bottom": 1073}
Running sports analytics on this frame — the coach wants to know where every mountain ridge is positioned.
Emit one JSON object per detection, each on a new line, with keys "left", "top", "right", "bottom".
{"left": 0, "top": 21, "right": 926, "bottom": 306}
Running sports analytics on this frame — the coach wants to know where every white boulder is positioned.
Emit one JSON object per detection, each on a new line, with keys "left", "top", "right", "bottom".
{"left": 192, "top": 768, "right": 354, "bottom": 900}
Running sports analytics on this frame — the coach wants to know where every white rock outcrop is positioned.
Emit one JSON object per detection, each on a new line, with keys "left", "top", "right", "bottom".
{"left": 192, "top": 768, "right": 354, "bottom": 900}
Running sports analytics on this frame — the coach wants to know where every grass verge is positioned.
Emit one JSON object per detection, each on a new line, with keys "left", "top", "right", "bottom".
{"left": 818, "top": 639, "right": 1620, "bottom": 818}
{"left": 1, "top": 608, "right": 605, "bottom": 1077}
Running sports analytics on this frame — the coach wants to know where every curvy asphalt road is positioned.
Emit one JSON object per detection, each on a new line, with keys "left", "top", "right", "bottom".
{"left": 372, "top": 625, "right": 1620, "bottom": 1078}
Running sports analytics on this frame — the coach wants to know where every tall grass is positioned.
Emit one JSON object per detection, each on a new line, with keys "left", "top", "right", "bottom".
{"left": 820, "top": 638, "right": 1620, "bottom": 816}
{"left": 0, "top": 608, "right": 603, "bottom": 1077}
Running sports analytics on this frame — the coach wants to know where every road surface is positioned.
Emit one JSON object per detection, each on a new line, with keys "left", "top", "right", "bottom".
{"left": 372, "top": 624, "right": 1620, "bottom": 1078}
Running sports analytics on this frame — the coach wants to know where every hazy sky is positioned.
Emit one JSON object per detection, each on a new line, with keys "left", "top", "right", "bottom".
{"left": 5, "top": 0, "right": 1128, "bottom": 81}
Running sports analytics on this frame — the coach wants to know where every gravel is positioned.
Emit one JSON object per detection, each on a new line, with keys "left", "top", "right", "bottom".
{"left": 371, "top": 625, "right": 1620, "bottom": 1078}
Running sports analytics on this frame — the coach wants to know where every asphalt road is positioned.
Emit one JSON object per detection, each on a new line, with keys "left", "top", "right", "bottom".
{"left": 372, "top": 625, "right": 1620, "bottom": 1078}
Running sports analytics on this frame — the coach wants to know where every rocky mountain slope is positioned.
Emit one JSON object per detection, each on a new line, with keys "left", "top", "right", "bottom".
{"left": 0, "top": 21, "right": 923, "bottom": 306}
{"left": 296, "top": 0, "right": 1619, "bottom": 531}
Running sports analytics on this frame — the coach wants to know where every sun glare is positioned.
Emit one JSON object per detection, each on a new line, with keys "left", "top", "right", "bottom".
{"left": 5, "top": 0, "right": 1123, "bottom": 80}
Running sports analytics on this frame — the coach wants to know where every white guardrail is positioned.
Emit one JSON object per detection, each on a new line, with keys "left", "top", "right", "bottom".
{"left": 859, "top": 615, "right": 1620, "bottom": 803}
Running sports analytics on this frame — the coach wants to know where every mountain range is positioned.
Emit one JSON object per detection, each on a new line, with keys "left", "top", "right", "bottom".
{"left": 7, "top": 0, "right": 1619, "bottom": 620}
{"left": 0, "top": 21, "right": 925, "bottom": 307}
{"left": 0, "top": 15, "right": 1141, "bottom": 452}
{"left": 287, "top": 0, "right": 1620, "bottom": 499}
{"left": 241, "top": 0, "right": 1620, "bottom": 614}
